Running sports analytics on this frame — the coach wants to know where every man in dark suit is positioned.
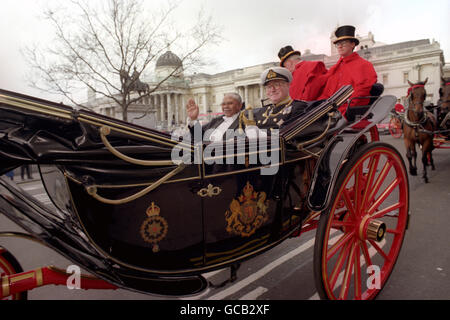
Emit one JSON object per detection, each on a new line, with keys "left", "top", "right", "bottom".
{"left": 186, "top": 93, "right": 243, "bottom": 142}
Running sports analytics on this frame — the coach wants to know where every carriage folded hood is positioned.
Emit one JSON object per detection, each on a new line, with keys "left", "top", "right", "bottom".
{"left": 0, "top": 89, "right": 187, "bottom": 179}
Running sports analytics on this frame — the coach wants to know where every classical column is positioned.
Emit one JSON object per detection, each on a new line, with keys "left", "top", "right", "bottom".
{"left": 167, "top": 93, "right": 173, "bottom": 129}
{"left": 244, "top": 85, "right": 249, "bottom": 105}
{"left": 181, "top": 94, "right": 186, "bottom": 123}
{"left": 151, "top": 95, "right": 157, "bottom": 121}
{"left": 238, "top": 86, "right": 244, "bottom": 100}
{"left": 160, "top": 94, "right": 165, "bottom": 123}
{"left": 174, "top": 93, "right": 179, "bottom": 125}
{"left": 260, "top": 85, "right": 264, "bottom": 100}
{"left": 202, "top": 93, "right": 207, "bottom": 114}
{"left": 155, "top": 95, "right": 159, "bottom": 122}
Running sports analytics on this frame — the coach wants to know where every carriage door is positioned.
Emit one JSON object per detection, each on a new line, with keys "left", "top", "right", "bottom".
{"left": 200, "top": 137, "right": 285, "bottom": 267}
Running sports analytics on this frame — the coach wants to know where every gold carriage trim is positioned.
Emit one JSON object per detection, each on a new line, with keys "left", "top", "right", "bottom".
{"left": 225, "top": 181, "right": 269, "bottom": 237}
{"left": 140, "top": 202, "right": 168, "bottom": 252}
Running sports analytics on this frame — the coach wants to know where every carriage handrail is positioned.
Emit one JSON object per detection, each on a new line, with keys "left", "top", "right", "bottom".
{"left": 295, "top": 112, "right": 335, "bottom": 151}
{"left": 281, "top": 85, "right": 354, "bottom": 141}
{"left": 85, "top": 162, "right": 186, "bottom": 205}
{"left": 99, "top": 126, "right": 181, "bottom": 166}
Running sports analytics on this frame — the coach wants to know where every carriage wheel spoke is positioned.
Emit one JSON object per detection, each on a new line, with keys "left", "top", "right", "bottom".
{"left": 354, "top": 165, "right": 364, "bottom": 213}
{"left": 331, "top": 220, "right": 354, "bottom": 229}
{"left": 369, "top": 240, "right": 391, "bottom": 262}
{"left": 342, "top": 189, "right": 357, "bottom": 218}
{"left": 327, "top": 230, "right": 355, "bottom": 262}
{"left": 329, "top": 240, "right": 352, "bottom": 290}
{"left": 354, "top": 242, "right": 362, "bottom": 300}
{"left": 367, "top": 178, "right": 400, "bottom": 216}
{"left": 361, "top": 154, "right": 380, "bottom": 211}
{"left": 339, "top": 242, "right": 356, "bottom": 300}
{"left": 371, "top": 201, "right": 404, "bottom": 219}
{"left": 360, "top": 240, "right": 373, "bottom": 267}
{"left": 386, "top": 228, "right": 401, "bottom": 235}
{"left": 367, "top": 161, "right": 393, "bottom": 207}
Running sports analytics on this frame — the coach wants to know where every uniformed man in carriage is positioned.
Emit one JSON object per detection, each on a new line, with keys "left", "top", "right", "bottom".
{"left": 317, "top": 25, "right": 377, "bottom": 118}
{"left": 247, "top": 66, "right": 327, "bottom": 133}
{"left": 277, "top": 45, "right": 327, "bottom": 101}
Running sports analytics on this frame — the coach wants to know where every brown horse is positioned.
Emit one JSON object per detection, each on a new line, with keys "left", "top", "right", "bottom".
{"left": 403, "top": 78, "right": 436, "bottom": 183}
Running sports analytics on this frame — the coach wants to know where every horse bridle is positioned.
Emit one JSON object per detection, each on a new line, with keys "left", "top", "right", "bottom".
{"left": 404, "top": 85, "right": 428, "bottom": 128}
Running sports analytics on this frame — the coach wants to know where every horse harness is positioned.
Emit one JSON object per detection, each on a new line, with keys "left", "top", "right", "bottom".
{"left": 404, "top": 86, "right": 434, "bottom": 137}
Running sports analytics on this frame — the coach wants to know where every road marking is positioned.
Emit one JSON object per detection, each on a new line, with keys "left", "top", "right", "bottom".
{"left": 207, "top": 230, "right": 337, "bottom": 300}
{"left": 309, "top": 292, "right": 320, "bottom": 300}
{"left": 21, "top": 184, "right": 42, "bottom": 191}
{"left": 179, "top": 288, "right": 212, "bottom": 300}
{"left": 203, "top": 269, "right": 226, "bottom": 279}
{"left": 308, "top": 239, "right": 386, "bottom": 300}
{"left": 238, "top": 286, "right": 268, "bottom": 300}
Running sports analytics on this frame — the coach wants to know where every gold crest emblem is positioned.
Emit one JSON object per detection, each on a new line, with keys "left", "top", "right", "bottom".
{"left": 140, "top": 202, "right": 168, "bottom": 252}
{"left": 266, "top": 69, "right": 277, "bottom": 80}
{"left": 225, "top": 182, "right": 269, "bottom": 237}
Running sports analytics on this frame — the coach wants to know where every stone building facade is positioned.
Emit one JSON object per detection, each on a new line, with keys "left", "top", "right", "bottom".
{"left": 88, "top": 32, "right": 446, "bottom": 130}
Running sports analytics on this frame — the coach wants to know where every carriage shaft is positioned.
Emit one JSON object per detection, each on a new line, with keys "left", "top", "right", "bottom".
{"left": 1, "top": 266, "right": 117, "bottom": 298}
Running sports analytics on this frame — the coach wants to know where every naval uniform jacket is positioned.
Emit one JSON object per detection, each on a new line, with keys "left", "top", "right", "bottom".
{"left": 290, "top": 61, "right": 328, "bottom": 101}
{"left": 253, "top": 97, "right": 312, "bottom": 132}
{"left": 318, "top": 52, "right": 377, "bottom": 116}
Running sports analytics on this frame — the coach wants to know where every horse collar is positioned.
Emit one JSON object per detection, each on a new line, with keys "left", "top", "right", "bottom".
{"left": 404, "top": 109, "right": 427, "bottom": 128}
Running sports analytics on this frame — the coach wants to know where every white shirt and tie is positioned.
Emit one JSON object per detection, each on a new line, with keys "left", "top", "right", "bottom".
{"left": 187, "top": 113, "right": 266, "bottom": 142}
{"left": 208, "top": 113, "right": 240, "bottom": 142}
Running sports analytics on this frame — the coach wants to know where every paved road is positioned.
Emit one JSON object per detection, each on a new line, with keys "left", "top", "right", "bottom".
{"left": 1, "top": 134, "right": 449, "bottom": 300}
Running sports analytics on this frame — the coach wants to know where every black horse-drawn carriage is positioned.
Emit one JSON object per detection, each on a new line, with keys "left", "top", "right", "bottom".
{"left": 0, "top": 85, "right": 409, "bottom": 300}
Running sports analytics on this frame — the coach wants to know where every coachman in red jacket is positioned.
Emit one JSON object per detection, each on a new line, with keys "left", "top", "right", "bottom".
{"left": 278, "top": 45, "right": 327, "bottom": 101}
{"left": 318, "top": 25, "right": 377, "bottom": 117}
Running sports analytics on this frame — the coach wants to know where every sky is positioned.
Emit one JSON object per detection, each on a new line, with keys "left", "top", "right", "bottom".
{"left": 0, "top": 0, "right": 449, "bottom": 102}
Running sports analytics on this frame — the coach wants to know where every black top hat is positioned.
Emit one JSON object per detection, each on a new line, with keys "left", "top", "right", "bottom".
{"left": 333, "top": 25, "right": 360, "bottom": 46}
{"left": 278, "top": 45, "right": 301, "bottom": 67}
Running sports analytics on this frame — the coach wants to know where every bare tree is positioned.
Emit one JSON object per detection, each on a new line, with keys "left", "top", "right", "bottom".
{"left": 23, "top": 0, "right": 221, "bottom": 122}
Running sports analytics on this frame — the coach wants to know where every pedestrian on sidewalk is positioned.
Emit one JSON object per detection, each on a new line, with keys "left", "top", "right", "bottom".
{"left": 21, "top": 165, "right": 33, "bottom": 180}
{"left": 5, "top": 170, "right": 14, "bottom": 180}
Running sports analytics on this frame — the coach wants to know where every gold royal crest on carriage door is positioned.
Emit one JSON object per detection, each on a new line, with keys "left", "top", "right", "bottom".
{"left": 225, "top": 181, "right": 269, "bottom": 237}
{"left": 140, "top": 202, "right": 168, "bottom": 252}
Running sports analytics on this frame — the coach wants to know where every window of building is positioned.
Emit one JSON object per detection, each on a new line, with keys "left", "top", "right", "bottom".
{"left": 403, "top": 72, "right": 409, "bottom": 84}
{"left": 104, "top": 107, "right": 116, "bottom": 118}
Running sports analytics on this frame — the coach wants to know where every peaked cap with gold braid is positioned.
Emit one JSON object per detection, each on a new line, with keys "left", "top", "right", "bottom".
{"left": 260, "top": 67, "right": 293, "bottom": 85}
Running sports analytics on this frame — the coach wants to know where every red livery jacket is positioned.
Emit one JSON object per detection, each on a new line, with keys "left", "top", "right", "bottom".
{"left": 290, "top": 60, "right": 328, "bottom": 101}
{"left": 318, "top": 52, "right": 377, "bottom": 115}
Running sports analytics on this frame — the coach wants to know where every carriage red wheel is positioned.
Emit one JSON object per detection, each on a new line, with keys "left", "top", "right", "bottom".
{"left": 0, "top": 246, "right": 27, "bottom": 300}
{"left": 388, "top": 117, "right": 402, "bottom": 138}
{"left": 313, "top": 142, "right": 409, "bottom": 300}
